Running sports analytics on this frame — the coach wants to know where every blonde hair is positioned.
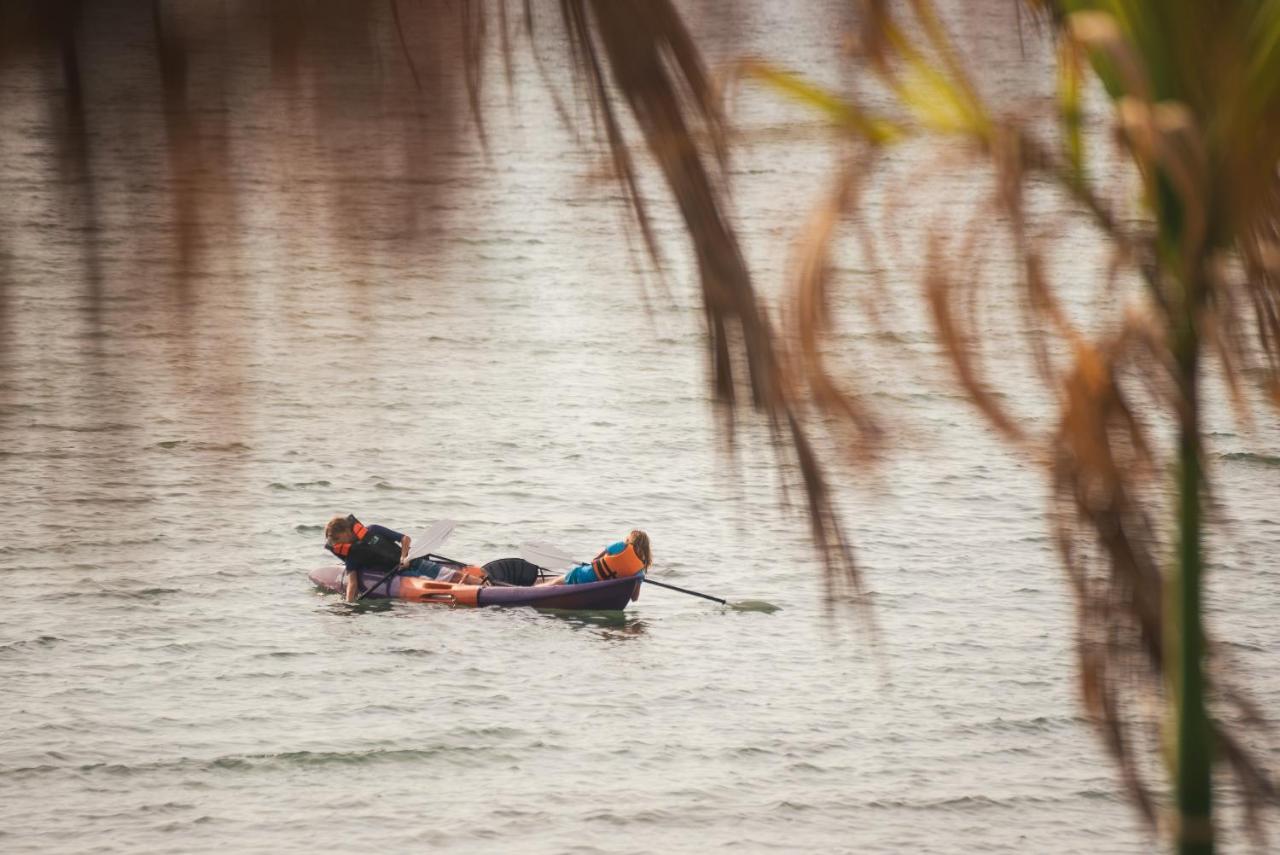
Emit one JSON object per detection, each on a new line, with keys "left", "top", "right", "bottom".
{"left": 325, "top": 515, "right": 354, "bottom": 543}
{"left": 627, "top": 529, "right": 652, "bottom": 568}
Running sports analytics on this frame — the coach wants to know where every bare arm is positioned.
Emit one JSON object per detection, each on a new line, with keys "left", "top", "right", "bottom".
{"left": 398, "top": 535, "right": 412, "bottom": 567}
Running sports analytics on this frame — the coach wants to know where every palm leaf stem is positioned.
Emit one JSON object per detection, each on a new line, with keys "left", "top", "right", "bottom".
{"left": 1171, "top": 297, "right": 1213, "bottom": 855}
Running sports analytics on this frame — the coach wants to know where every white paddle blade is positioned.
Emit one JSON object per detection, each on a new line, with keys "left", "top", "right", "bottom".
{"left": 405, "top": 519, "right": 457, "bottom": 561}
{"left": 519, "top": 540, "right": 580, "bottom": 571}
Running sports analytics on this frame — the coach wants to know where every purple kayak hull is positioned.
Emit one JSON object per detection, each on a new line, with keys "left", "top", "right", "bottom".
{"left": 477, "top": 576, "right": 640, "bottom": 610}
{"left": 308, "top": 565, "right": 641, "bottom": 610}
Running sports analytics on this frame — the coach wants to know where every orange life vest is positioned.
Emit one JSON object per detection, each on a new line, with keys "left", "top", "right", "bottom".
{"left": 590, "top": 542, "right": 646, "bottom": 580}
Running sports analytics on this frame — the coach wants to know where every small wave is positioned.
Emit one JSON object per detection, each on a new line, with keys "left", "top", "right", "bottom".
{"left": 256, "top": 650, "right": 313, "bottom": 659}
{"left": 584, "top": 807, "right": 679, "bottom": 826}
{"left": 84, "top": 535, "right": 166, "bottom": 548}
{"left": 1076, "top": 788, "right": 1117, "bottom": 801}
{"left": 1219, "top": 451, "right": 1280, "bottom": 467}
{"left": 154, "top": 440, "right": 251, "bottom": 453}
{"left": 0, "top": 449, "right": 81, "bottom": 459}
{"left": 769, "top": 800, "right": 815, "bottom": 813}
{"left": 294, "top": 524, "right": 324, "bottom": 533}
{"left": 934, "top": 795, "right": 1005, "bottom": 810}
{"left": 81, "top": 801, "right": 196, "bottom": 820}
{"left": 0, "top": 635, "right": 61, "bottom": 653}
{"left": 240, "top": 746, "right": 495, "bottom": 768}
{"left": 4, "top": 746, "right": 485, "bottom": 780}
{"left": 204, "top": 442, "right": 251, "bottom": 453}
{"left": 127, "top": 586, "right": 182, "bottom": 598}
{"left": 28, "top": 421, "right": 138, "bottom": 433}
{"left": 975, "top": 714, "right": 1084, "bottom": 735}
{"left": 270, "top": 480, "right": 331, "bottom": 490}
{"left": 864, "top": 794, "right": 1005, "bottom": 811}
{"left": 50, "top": 586, "right": 181, "bottom": 602}
{"left": 65, "top": 495, "right": 153, "bottom": 506}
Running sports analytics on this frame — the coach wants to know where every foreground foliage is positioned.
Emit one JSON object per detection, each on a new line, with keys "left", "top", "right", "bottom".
{"left": 2, "top": 1, "right": 1277, "bottom": 851}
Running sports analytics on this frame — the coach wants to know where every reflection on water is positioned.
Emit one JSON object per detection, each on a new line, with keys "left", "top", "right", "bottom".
{"left": 728, "top": 599, "right": 780, "bottom": 613}
{"left": 322, "top": 596, "right": 654, "bottom": 631}
{"left": 322, "top": 599, "right": 395, "bottom": 618}
{"left": 536, "top": 609, "right": 650, "bottom": 636}
{"left": 323, "top": 597, "right": 652, "bottom": 634}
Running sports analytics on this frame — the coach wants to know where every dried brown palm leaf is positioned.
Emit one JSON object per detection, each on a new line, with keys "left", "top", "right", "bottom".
{"left": 1239, "top": 232, "right": 1280, "bottom": 408}
{"left": 785, "top": 163, "right": 884, "bottom": 463}
{"left": 542, "top": 0, "right": 864, "bottom": 595}
{"left": 1050, "top": 334, "right": 1170, "bottom": 815}
{"left": 736, "top": 3, "right": 1280, "bottom": 842}
{"left": 152, "top": 3, "right": 200, "bottom": 287}
{"left": 922, "top": 234, "right": 1026, "bottom": 441}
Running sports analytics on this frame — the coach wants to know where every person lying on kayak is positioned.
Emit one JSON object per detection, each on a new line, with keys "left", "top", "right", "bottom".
{"left": 324, "top": 514, "right": 482, "bottom": 601}
{"left": 540, "top": 530, "right": 651, "bottom": 586}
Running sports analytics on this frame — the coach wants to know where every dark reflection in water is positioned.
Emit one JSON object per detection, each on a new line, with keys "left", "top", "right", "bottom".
{"left": 0, "top": 0, "right": 783, "bottom": 422}
{"left": 0, "top": 0, "right": 1041, "bottom": 458}
{"left": 322, "top": 598, "right": 395, "bottom": 618}
{"left": 0, "top": 0, "right": 771, "bottom": 311}
{"left": 0, "top": 0, "right": 466, "bottom": 339}
{"left": 0, "top": 2, "right": 481, "bottom": 540}
{"left": 537, "top": 608, "right": 649, "bottom": 636}
{"left": 322, "top": 597, "right": 647, "bottom": 634}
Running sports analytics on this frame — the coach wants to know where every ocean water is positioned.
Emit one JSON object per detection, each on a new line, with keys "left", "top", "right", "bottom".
{"left": 1, "top": 2, "right": 1277, "bottom": 853}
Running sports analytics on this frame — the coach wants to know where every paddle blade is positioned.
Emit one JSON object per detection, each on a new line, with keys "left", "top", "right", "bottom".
{"left": 405, "top": 519, "right": 456, "bottom": 561}
{"left": 519, "top": 540, "right": 580, "bottom": 571}
{"left": 730, "top": 599, "right": 780, "bottom": 613}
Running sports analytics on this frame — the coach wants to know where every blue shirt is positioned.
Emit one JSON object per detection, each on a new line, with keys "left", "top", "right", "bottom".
{"left": 561, "top": 541, "right": 628, "bottom": 585}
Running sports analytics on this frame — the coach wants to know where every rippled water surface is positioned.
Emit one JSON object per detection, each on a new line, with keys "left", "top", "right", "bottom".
{"left": 2, "top": 2, "right": 1278, "bottom": 853}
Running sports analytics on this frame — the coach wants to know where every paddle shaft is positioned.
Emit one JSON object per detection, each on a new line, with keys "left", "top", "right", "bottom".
{"left": 524, "top": 546, "right": 728, "bottom": 605}
{"left": 354, "top": 553, "right": 470, "bottom": 602}
{"left": 642, "top": 577, "right": 726, "bottom": 605}
{"left": 349, "top": 520, "right": 457, "bottom": 602}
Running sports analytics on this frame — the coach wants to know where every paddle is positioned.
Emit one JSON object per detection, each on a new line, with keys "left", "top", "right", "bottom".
{"left": 519, "top": 540, "right": 728, "bottom": 606}
{"left": 354, "top": 519, "right": 456, "bottom": 602}
{"left": 404, "top": 519, "right": 457, "bottom": 562}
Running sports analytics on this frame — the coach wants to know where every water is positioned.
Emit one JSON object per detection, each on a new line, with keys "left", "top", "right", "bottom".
{"left": 1, "top": 2, "right": 1278, "bottom": 852}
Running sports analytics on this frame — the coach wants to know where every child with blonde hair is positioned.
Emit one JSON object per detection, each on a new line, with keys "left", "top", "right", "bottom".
{"left": 541, "top": 530, "right": 651, "bottom": 586}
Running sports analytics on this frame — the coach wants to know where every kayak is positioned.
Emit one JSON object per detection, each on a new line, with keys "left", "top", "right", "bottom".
{"left": 308, "top": 564, "right": 642, "bottom": 610}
